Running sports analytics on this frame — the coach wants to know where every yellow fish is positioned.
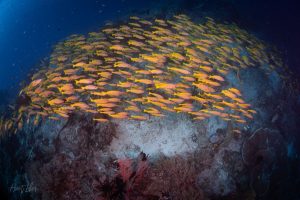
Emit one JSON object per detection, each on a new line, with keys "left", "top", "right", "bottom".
{"left": 228, "top": 88, "right": 242, "bottom": 96}
{"left": 29, "top": 79, "right": 43, "bottom": 88}
{"left": 130, "top": 115, "right": 147, "bottom": 120}
{"left": 109, "top": 112, "right": 128, "bottom": 119}
{"left": 193, "top": 72, "right": 208, "bottom": 79}
{"left": 221, "top": 90, "right": 237, "bottom": 99}
{"left": 192, "top": 82, "right": 216, "bottom": 93}
{"left": 209, "top": 75, "right": 225, "bottom": 82}
{"left": 155, "top": 82, "right": 176, "bottom": 90}
{"left": 109, "top": 45, "right": 126, "bottom": 51}
{"left": 48, "top": 98, "right": 64, "bottom": 106}
{"left": 81, "top": 85, "right": 98, "bottom": 90}
{"left": 71, "top": 102, "right": 90, "bottom": 110}
{"left": 75, "top": 78, "right": 95, "bottom": 84}
{"left": 93, "top": 118, "right": 109, "bottom": 122}
{"left": 199, "top": 65, "right": 213, "bottom": 72}
{"left": 128, "top": 40, "right": 145, "bottom": 47}
{"left": 169, "top": 52, "right": 185, "bottom": 61}
{"left": 168, "top": 67, "right": 191, "bottom": 75}
{"left": 126, "top": 88, "right": 144, "bottom": 94}
{"left": 134, "top": 79, "right": 153, "bottom": 85}
{"left": 117, "top": 81, "right": 135, "bottom": 88}
{"left": 149, "top": 69, "right": 164, "bottom": 74}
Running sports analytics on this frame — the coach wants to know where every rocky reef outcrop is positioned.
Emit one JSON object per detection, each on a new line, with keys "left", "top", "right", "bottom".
{"left": 1, "top": 64, "right": 299, "bottom": 199}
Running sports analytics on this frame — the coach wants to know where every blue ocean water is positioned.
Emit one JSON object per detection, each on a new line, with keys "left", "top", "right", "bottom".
{"left": 0, "top": 0, "right": 157, "bottom": 98}
{"left": 0, "top": 0, "right": 299, "bottom": 101}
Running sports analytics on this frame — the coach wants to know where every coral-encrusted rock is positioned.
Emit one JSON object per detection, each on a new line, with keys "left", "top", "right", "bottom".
{"left": 241, "top": 128, "right": 287, "bottom": 196}
{"left": 109, "top": 114, "right": 200, "bottom": 158}
{"left": 1, "top": 64, "right": 299, "bottom": 200}
{"left": 242, "top": 128, "right": 286, "bottom": 167}
{"left": 24, "top": 114, "right": 118, "bottom": 200}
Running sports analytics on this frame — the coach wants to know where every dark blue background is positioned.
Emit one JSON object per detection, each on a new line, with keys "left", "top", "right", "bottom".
{"left": 0, "top": 0, "right": 155, "bottom": 94}
{"left": 0, "top": 0, "right": 299, "bottom": 99}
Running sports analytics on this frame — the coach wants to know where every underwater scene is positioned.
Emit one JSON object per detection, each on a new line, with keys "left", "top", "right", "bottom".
{"left": 0, "top": 0, "right": 300, "bottom": 199}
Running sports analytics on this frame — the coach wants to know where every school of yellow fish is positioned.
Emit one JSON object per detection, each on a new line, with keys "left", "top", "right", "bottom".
{"left": 0, "top": 14, "right": 284, "bottom": 136}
